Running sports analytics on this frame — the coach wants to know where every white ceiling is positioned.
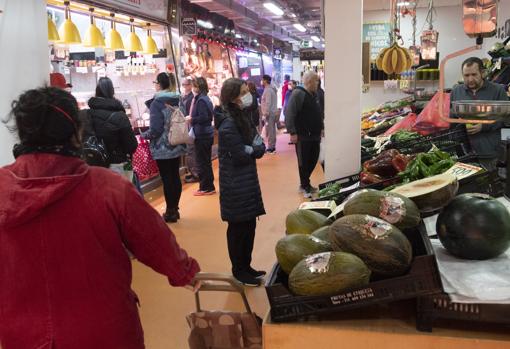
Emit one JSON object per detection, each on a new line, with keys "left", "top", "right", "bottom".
{"left": 363, "top": 0, "right": 462, "bottom": 11}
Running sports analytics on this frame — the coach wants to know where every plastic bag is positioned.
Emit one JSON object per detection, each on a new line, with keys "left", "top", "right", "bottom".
{"left": 413, "top": 92, "right": 451, "bottom": 135}
{"left": 383, "top": 113, "right": 418, "bottom": 136}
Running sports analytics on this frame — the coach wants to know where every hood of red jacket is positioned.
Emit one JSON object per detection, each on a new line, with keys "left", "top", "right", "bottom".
{"left": 0, "top": 153, "right": 89, "bottom": 228}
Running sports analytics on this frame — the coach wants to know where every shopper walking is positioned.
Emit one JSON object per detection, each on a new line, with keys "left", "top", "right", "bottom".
{"left": 141, "top": 72, "right": 185, "bottom": 222}
{"left": 191, "top": 77, "right": 216, "bottom": 196}
{"left": 246, "top": 81, "right": 261, "bottom": 130}
{"left": 85, "top": 77, "right": 138, "bottom": 164}
{"left": 285, "top": 71, "right": 324, "bottom": 198}
{"left": 0, "top": 86, "right": 200, "bottom": 349}
{"left": 215, "top": 78, "right": 266, "bottom": 286}
{"left": 260, "top": 74, "right": 278, "bottom": 154}
{"left": 281, "top": 74, "right": 291, "bottom": 107}
{"left": 450, "top": 57, "right": 508, "bottom": 170}
{"left": 181, "top": 77, "right": 199, "bottom": 183}
{"left": 316, "top": 78, "right": 325, "bottom": 116}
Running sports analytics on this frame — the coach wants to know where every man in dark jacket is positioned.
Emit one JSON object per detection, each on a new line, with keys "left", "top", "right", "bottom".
{"left": 180, "top": 77, "right": 199, "bottom": 183}
{"left": 285, "top": 71, "right": 324, "bottom": 198}
{"left": 450, "top": 57, "right": 509, "bottom": 170}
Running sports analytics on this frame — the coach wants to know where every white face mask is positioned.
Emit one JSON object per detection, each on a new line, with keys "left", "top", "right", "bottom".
{"left": 240, "top": 93, "right": 253, "bottom": 109}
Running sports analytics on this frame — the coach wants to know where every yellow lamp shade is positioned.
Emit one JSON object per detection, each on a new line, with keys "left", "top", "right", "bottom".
{"left": 48, "top": 17, "right": 60, "bottom": 42}
{"left": 107, "top": 28, "right": 125, "bottom": 50}
{"left": 58, "top": 18, "right": 82, "bottom": 45}
{"left": 84, "top": 23, "right": 105, "bottom": 47}
{"left": 126, "top": 32, "right": 143, "bottom": 52}
{"left": 144, "top": 36, "right": 159, "bottom": 55}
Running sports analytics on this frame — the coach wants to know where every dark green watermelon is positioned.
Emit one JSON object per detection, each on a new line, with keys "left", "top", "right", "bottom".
{"left": 436, "top": 194, "right": 510, "bottom": 260}
{"left": 329, "top": 214, "right": 413, "bottom": 277}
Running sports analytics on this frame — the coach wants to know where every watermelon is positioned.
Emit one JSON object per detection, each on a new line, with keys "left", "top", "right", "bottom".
{"left": 285, "top": 209, "right": 329, "bottom": 235}
{"left": 436, "top": 193, "right": 510, "bottom": 260}
{"left": 288, "top": 252, "right": 371, "bottom": 296}
{"left": 344, "top": 190, "right": 420, "bottom": 229}
{"left": 329, "top": 214, "right": 413, "bottom": 277}
{"left": 275, "top": 234, "right": 333, "bottom": 274}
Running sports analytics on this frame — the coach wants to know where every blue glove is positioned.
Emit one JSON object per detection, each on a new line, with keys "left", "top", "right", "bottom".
{"left": 252, "top": 143, "right": 266, "bottom": 159}
{"left": 244, "top": 145, "right": 254, "bottom": 155}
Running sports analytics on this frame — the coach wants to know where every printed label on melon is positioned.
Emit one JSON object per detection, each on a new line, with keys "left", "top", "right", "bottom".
{"left": 362, "top": 217, "right": 392, "bottom": 240}
{"left": 305, "top": 252, "right": 331, "bottom": 274}
{"left": 379, "top": 196, "right": 406, "bottom": 224}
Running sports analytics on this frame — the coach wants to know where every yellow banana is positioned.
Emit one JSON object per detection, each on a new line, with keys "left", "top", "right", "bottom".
{"left": 376, "top": 47, "right": 389, "bottom": 70}
{"left": 394, "top": 47, "right": 407, "bottom": 74}
{"left": 402, "top": 48, "right": 413, "bottom": 70}
{"left": 391, "top": 47, "right": 399, "bottom": 73}
{"left": 382, "top": 48, "right": 394, "bottom": 74}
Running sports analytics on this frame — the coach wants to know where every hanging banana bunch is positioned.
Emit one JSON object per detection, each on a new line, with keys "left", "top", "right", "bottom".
{"left": 376, "top": 43, "right": 413, "bottom": 75}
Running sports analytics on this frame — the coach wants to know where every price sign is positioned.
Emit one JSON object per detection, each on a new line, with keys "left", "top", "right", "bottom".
{"left": 299, "top": 201, "right": 337, "bottom": 212}
{"left": 363, "top": 22, "right": 391, "bottom": 60}
{"left": 444, "top": 163, "right": 483, "bottom": 180}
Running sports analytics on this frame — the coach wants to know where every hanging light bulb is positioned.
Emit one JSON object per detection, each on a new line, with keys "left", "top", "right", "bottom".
{"left": 58, "top": 1, "right": 81, "bottom": 45}
{"left": 125, "top": 18, "right": 143, "bottom": 52}
{"left": 83, "top": 8, "right": 105, "bottom": 48}
{"left": 48, "top": 16, "right": 60, "bottom": 42}
{"left": 144, "top": 23, "right": 159, "bottom": 55}
{"left": 106, "top": 13, "right": 124, "bottom": 51}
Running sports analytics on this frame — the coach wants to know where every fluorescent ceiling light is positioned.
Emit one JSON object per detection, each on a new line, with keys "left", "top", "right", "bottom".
{"left": 311, "top": 36, "right": 320, "bottom": 42}
{"left": 397, "top": 1, "right": 410, "bottom": 6}
{"left": 322, "top": 43, "right": 325, "bottom": 48}
{"left": 235, "top": 34, "right": 242, "bottom": 38}
{"left": 263, "top": 2, "right": 284, "bottom": 16}
{"left": 294, "top": 23, "right": 306, "bottom": 32}
{"left": 197, "top": 19, "right": 214, "bottom": 29}
{"left": 289, "top": 13, "right": 297, "bottom": 18}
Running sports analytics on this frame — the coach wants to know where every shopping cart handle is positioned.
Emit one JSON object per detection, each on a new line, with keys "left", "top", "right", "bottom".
{"left": 192, "top": 272, "right": 252, "bottom": 314}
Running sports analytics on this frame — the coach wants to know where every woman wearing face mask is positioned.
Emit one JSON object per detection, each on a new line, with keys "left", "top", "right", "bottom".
{"left": 215, "top": 78, "right": 266, "bottom": 286}
{"left": 190, "top": 77, "right": 215, "bottom": 196}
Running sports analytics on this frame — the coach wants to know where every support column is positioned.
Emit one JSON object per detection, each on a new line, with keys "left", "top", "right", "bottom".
{"left": 0, "top": 0, "right": 49, "bottom": 166}
{"left": 324, "top": 0, "right": 362, "bottom": 180}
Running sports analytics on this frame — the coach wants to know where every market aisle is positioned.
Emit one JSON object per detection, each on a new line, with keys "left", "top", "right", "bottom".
{"left": 132, "top": 132, "right": 325, "bottom": 349}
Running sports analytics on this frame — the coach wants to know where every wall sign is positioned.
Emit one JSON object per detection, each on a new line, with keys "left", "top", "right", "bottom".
{"left": 299, "top": 49, "right": 324, "bottom": 61}
{"left": 98, "top": 0, "right": 168, "bottom": 22}
{"left": 363, "top": 22, "right": 391, "bottom": 61}
{"left": 181, "top": 18, "right": 197, "bottom": 36}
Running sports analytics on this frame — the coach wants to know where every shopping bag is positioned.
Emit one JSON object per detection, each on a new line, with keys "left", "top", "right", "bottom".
{"left": 383, "top": 113, "right": 418, "bottom": 136}
{"left": 413, "top": 92, "right": 451, "bottom": 135}
{"left": 167, "top": 105, "right": 192, "bottom": 145}
{"left": 132, "top": 136, "right": 159, "bottom": 180}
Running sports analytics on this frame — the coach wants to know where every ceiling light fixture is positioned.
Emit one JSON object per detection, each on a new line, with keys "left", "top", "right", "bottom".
{"left": 83, "top": 8, "right": 105, "bottom": 48}
{"left": 263, "top": 2, "right": 284, "bottom": 16}
{"left": 197, "top": 19, "right": 214, "bottom": 29}
{"left": 397, "top": 2, "right": 410, "bottom": 6}
{"left": 58, "top": 1, "right": 82, "bottom": 45}
{"left": 106, "top": 13, "right": 124, "bottom": 51}
{"left": 293, "top": 23, "right": 306, "bottom": 32}
{"left": 311, "top": 36, "right": 320, "bottom": 42}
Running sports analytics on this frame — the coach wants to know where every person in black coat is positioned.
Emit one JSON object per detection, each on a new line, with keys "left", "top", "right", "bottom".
{"left": 246, "top": 81, "right": 260, "bottom": 130}
{"left": 215, "top": 78, "right": 266, "bottom": 286}
{"left": 85, "top": 77, "right": 138, "bottom": 164}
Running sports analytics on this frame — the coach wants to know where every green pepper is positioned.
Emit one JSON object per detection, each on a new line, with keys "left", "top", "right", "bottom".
{"left": 417, "top": 160, "right": 431, "bottom": 178}
{"left": 429, "top": 159, "right": 455, "bottom": 175}
{"left": 434, "top": 150, "right": 451, "bottom": 161}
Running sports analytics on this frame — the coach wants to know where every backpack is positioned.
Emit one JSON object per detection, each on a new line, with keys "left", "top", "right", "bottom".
{"left": 167, "top": 105, "right": 192, "bottom": 145}
{"left": 82, "top": 110, "right": 111, "bottom": 167}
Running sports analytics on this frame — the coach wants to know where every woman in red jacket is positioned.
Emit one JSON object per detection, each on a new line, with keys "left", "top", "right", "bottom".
{"left": 0, "top": 87, "right": 200, "bottom": 349}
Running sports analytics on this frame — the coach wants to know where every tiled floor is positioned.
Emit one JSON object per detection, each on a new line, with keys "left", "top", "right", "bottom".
{"left": 132, "top": 132, "right": 325, "bottom": 348}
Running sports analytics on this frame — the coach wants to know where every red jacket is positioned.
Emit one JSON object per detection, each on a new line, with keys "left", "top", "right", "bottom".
{"left": 281, "top": 80, "right": 289, "bottom": 107}
{"left": 0, "top": 154, "right": 199, "bottom": 349}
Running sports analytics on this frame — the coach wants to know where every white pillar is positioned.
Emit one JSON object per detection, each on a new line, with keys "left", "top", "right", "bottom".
{"left": 324, "top": 0, "right": 362, "bottom": 180}
{"left": 0, "top": 0, "right": 49, "bottom": 166}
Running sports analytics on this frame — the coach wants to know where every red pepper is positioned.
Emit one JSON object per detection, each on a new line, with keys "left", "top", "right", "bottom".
{"left": 391, "top": 154, "right": 409, "bottom": 173}
{"left": 360, "top": 172, "right": 383, "bottom": 185}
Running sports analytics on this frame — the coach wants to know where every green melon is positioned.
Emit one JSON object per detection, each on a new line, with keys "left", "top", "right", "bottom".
{"left": 289, "top": 252, "right": 371, "bottom": 296}
{"left": 329, "top": 214, "right": 413, "bottom": 277}
{"left": 275, "top": 234, "right": 332, "bottom": 274}
{"left": 344, "top": 190, "right": 421, "bottom": 230}
{"left": 311, "top": 226, "right": 331, "bottom": 242}
{"left": 285, "top": 209, "right": 329, "bottom": 235}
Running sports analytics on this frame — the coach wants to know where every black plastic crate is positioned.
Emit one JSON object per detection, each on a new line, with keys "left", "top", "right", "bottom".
{"left": 264, "top": 223, "right": 442, "bottom": 323}
{"left": 416, "top": 294, "right": 510, "bottom": 332}
{"left": 387, "top": 128, "right": 473, "bottom": 158}
{"left": 457, "top": 169, "right": 505, "bottom": 197}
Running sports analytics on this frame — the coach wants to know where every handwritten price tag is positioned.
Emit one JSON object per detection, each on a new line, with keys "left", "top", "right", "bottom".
{"left": 445, "top": 163, "right": 483, "bottom": 180}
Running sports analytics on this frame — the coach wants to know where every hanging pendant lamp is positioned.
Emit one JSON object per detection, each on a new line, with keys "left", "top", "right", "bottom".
{"left": 125, "top": 18, "right": 143, "bottom": 52}
{"left": 144, "top": 23, "right": 159, "bottom": 55}
{"left": 106, "top": 13, "right": 124, "bottom": 51}
{"left": 48, "top": 16, "right": 60, "bottom": 42}
{"left": 83, "top": 8, "right": 105, "bottom": 47}
{"left": 58, "top": 1, "right": 81, "bottom": 45}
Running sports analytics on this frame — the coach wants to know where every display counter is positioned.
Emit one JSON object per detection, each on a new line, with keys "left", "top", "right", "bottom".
{"left": 262, "top": 300, "right": 510, "bottom": 349}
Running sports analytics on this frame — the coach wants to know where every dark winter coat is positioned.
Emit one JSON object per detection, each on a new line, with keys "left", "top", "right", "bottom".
{"left": 85, "top": 97, "right": 138, "bottom": 164}
{"left": 141, "top": 91, "right": 186, "bottom": 160}
{"left": 191, "top": 93, "right": 214, "bottom": 139}
{"left": 181, "top": 91, "right": 194, "bottom": 115}
{"left": 215, "top": 108, "right": 266, "bottom": 222}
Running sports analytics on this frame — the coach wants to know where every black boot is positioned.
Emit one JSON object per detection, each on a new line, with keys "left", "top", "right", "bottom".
{"left": 247, "top": 267, "right": 266, "bottom": 279}
{"left": 162, "top": 208, "right": 178, "bottom": 223}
